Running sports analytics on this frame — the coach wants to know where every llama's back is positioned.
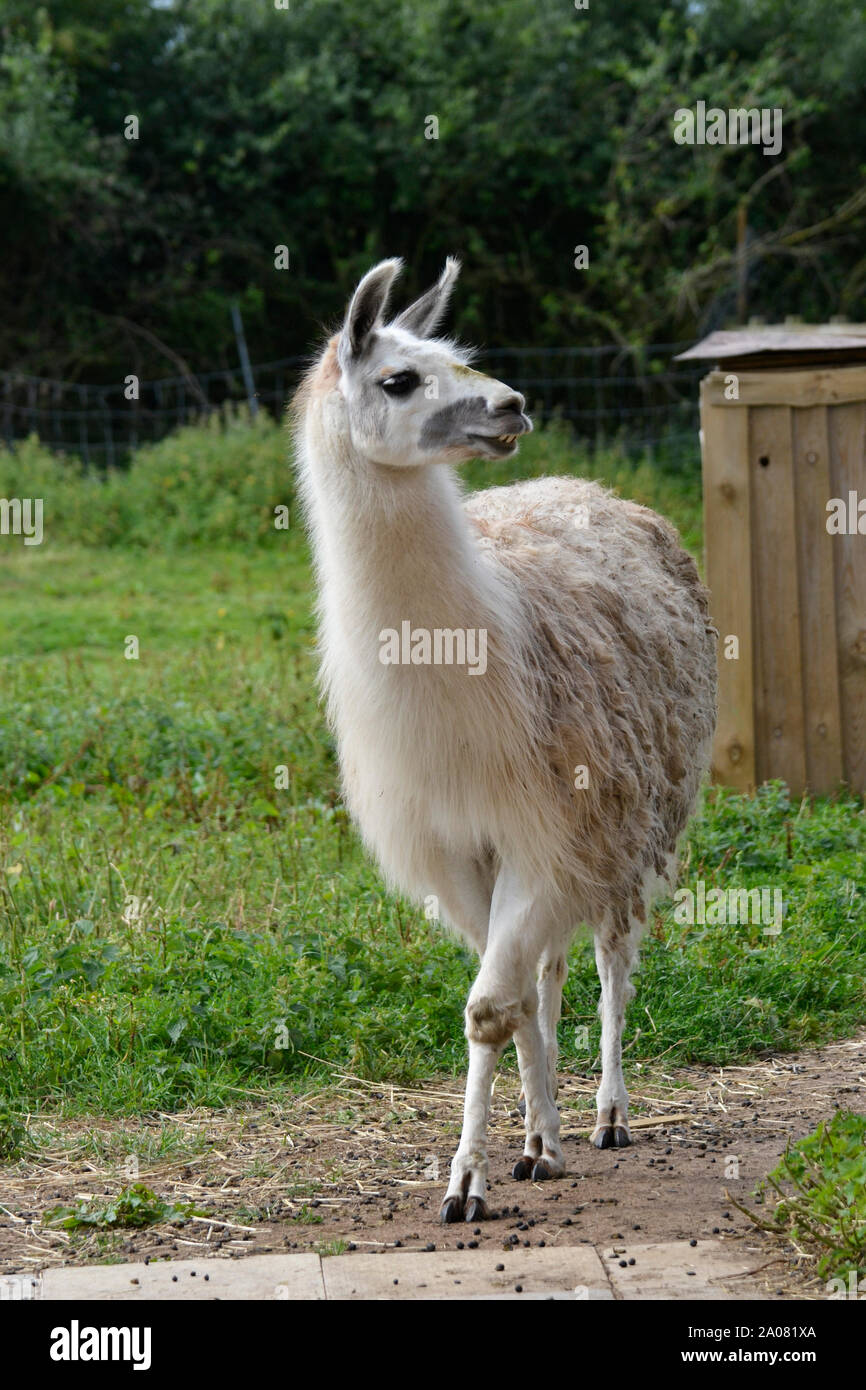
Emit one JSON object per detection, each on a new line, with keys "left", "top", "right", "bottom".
{"left": 464, "top": 475, "right": 718, "bottom": 920}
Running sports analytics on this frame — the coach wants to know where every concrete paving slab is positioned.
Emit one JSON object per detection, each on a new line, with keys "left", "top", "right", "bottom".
{"left": 465, "top": 1289, "right": 614, "bottom": 1300}
{"left": 602, "top": 1240, "right": 757, "bottom": 1300}
{"left": 34, "top": 1238, "right": 765, "bottom": 1301}
{"left": 321, "top": 1245, "right": 610, "bottom": 1300}
{"left": 41, "top": 1253, "right": 325, "bottom": 1301}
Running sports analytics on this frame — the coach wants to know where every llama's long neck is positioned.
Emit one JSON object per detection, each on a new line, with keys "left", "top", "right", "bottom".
{"left": 300, "top": 408, "right": 510, "bottom": 652}
{"left": 294, "top": 369, "right": 553, "bottom": 890}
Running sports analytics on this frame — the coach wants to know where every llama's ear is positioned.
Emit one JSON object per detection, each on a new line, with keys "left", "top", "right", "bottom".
{"left": 340, "top": 258, "right": 403, "bottom": 362}
{"left": 392, "top": 257, "right": 461, "bottom": 339}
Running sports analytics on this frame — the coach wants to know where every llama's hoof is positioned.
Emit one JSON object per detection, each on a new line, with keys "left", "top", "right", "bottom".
{"left": 591, "top": 1123, "right": 632, "bottom": 1149}
{"left": 530, "top": 1157, "right": 555, "bottom": 1180}
{"left": 464, "top": 1195, "right": 491, "bottom": 1223}
{"left": 512, "top": 1156, "right": 533, "bottom": 1181}
{"left": 440, "top": 1195, "right": 464, "bottom": 1224}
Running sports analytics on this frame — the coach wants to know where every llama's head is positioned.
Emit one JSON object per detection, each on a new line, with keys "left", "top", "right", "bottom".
{"left": 331, "top": 257, "right": 532, "bottom": 468}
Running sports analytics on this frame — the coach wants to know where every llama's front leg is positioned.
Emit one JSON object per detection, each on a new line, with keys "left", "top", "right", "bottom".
{"left": 512, "top": 942, "right": 568, "bottom": 1178}
{"left": 441, "top": 979, "right": 534, "bottom": 1223}
{"left": 517, "top": 946, "right": 568, "bottom": 1119}
{"left": 440, "top": 1038, "right": 501, "bottom": 1223}
{"left": 511, "top": 1010, "right": 565, "bottom": 1181}
{"left": 591, "top": 924, "right": 637, "bottom": 1149}
{"left": 537, "top": 947, "right": 568, "bottom": 1099}
{"left": 440, "top": 866, "right": 557, "bottom": 1221}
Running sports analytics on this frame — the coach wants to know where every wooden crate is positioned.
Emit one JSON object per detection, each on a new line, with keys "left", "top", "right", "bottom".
{"left": 678, "top": 329, "right": 866, "bottom": 796}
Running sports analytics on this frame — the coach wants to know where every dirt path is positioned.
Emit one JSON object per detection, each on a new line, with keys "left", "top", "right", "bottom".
{"left": 3, "top": 1032, "right": 864, "bottom": 1297}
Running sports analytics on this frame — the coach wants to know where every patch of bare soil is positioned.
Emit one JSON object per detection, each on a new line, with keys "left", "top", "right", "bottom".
{"left": 2, "top": 1033, "right": 864, "bottom": 1298}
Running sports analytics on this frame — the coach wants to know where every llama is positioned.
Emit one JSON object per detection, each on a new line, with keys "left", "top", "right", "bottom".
{"left": 292, "top": 258, "right": 717, "bottom": 1223}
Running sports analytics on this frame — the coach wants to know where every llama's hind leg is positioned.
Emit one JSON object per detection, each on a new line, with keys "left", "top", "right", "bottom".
{"left": 441, "top": 866, "right": 560, "bottom": 1220}
{"left": 591, "top": 906, "right": 642, "bottom": 1149}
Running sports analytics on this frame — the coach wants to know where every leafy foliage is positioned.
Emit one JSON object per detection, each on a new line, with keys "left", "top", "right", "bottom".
{"left": 0, "top": 409, "right": 291, "bottom": 549}
{"left": 44, "top": 1183, "right": 209, "bottom": 1231}
{"left": 736, "top": 1112, "right": 866, "bottom": 1284}
{"left": 2, "top": 0, "right": 865, "bottom": 378}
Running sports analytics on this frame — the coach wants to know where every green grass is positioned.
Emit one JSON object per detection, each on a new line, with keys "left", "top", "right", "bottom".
{"left": 0, "top": 418, "right": 864, "bottom": 1119}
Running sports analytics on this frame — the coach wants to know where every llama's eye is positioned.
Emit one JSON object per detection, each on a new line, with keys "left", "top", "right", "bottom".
{"left": 380, "top": 370, "right": 420, "bottom": 398}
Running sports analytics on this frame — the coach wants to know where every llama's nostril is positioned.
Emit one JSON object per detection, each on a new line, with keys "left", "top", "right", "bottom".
{"left": 496, "top": 392, "right": 525, "bottom": 416}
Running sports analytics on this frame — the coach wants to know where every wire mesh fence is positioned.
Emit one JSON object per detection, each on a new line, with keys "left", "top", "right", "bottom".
{"left": 0, "top": 344, "right": 705, "bottom": 468}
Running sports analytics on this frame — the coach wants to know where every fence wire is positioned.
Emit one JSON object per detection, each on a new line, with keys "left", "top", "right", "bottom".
{"left": 0, "top": 344, "right": 705, "bottom": 467}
